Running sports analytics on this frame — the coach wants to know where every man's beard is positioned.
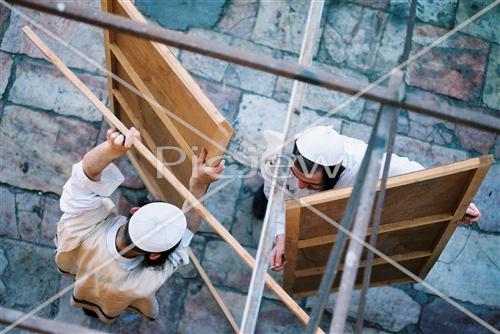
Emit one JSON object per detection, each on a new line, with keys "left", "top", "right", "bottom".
{"left": 142, "top": 253, "right": 169, "bottom": 270}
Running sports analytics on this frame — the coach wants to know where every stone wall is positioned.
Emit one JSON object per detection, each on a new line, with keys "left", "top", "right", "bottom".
{"left": 0, "top": 0, "right": 499, "bottom": 333}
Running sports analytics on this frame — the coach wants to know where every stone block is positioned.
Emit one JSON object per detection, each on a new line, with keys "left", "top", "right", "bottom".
{"left": 195, "top": 77, "right": 241, "bottom": 123}
{"left": 415, "top": 227, "right": 500, "bottom": 306}
{"left": 40, "top": 195, "right": 61, "bottom": 246}
{"left": 474, "top": 163, "right": 500, "bottom": 232}
{"left": 9, "top": 58, "right": 106, "bottom": 122}
{"left": 0, "top": 5, "right": 9, "bottom": 37}
{"left": 217, "top": 0, "right": 258, "bottom": 39}
{"left": 429, "top": 144, "right": 469, "bottom": 166}
{"left": 0, "top": 51, "right": 13, "bottom": 98}
{"left": 455, "top": 0, "right": 500, "bottom": 44}
{"left": 233, "top": 94, "right": 342, "bottom": 159}
{"left": 256, "top": 299, "right": 305, "bottom": 334}
{"left": 225, "top": 38, "right": 278, "bottom": 97}
{"left": 482, "top": 43, "right": 500, "bottom": 110}
{"left": 326, "top": 286, "right": 421, "bottom": 332}
{"left": 0, "top": 239, "right": 60, "bottom": 318}
{"left": 407, "top": 24, "right": 489, "bottom": 102}
{"left": 177, "top": 284, "right": 233, "bottom": 334}
{"left": 198, "top": 172, "right": 242, "bottom": 233}
{"left": 136, "top": 0, "right": 225, "bottom": 31}
{"left": 374, "top": 15, "right": 406, "bottom": 75}
{"left": 0, "top": 186, "right": 18, "bottom": 239}
{"left": 0, "top": 105, "right": 99, "bottom": 194}
{"left": 389, "top": 0, "right": 458, "bottom": 28}
{"left": 15, "top": 191, "right": 43, "bottom": 243}
{"left": 321, "top": 3, "right": 387, "bottom": 72}
{"left": 341, "top": 121, "right": 372, "bottom": 143}
{"left": 274, "top": 59, "right": 368, "bottom": 120}
{"left": 456, "top": 124, "right": 496, "bottom": 154}
{"left": 180, "top": 29, "right": 231, "bottom": 82}
{"left": 420, "top": 298, "right": 500, "bottom": 334}
{"left": 251, "top": 0, "right": 313, "bottom": 54}
{"left": 1, "top": 2, "right": 105, "bottom": 72}
{"left": 352, "top": 0, "right": 390, "bottom": 10}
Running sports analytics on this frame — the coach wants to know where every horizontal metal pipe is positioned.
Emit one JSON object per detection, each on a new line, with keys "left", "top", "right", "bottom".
{"left": 6, "top": 0, "right": 500, "bottom": 133}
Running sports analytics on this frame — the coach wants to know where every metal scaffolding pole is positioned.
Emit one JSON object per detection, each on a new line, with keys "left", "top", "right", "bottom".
{"left": 328, "top": 72, "right": 404, "bottom": 334}
{"left": 305, "top": 70, "right": 404, "bottom": 333}
{"left": 354, "top": 2, "right": 417, "bottom": 332}
{"left": 239, "top": 1, "right": 325, "bottom": 333}
{"left": 5, "top": 0, "right": 500, "bottom": 132}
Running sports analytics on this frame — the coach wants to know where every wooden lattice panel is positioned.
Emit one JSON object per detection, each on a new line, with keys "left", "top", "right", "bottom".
{"left": 284, "top": 156, "right": 493, "bottom": 296}
{"left": 102, "top": 0, "right": 233, "bottom": 206}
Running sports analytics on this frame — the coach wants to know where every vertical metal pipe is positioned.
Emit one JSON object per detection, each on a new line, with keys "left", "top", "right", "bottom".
{"left": 239, "top": 2, "right": 325, "bottom": 333}
{"left": 328, "top": 72, "right": 403, "bottom": 334}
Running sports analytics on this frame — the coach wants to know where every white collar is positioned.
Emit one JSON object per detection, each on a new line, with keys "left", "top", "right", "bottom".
{"left": 106, "top": 216, "right": 143, "bottom": 271}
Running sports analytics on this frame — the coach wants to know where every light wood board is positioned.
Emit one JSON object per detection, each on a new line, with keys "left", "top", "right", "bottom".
{"left": 284, "top": 156, "right": 493, "bottom": 296}
{"left": 101, "top": 0, "right": 233, "bottom": 206}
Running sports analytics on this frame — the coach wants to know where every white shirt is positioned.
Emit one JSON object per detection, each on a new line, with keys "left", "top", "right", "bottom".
{"left": 60, "top": 161, "right": 193, "bottom": 272}
{"left": 261, "top": 130, "right": 425, "bottom": 238}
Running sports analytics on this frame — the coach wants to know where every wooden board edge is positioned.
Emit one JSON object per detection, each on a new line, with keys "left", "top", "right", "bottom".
{"left": 113, "top": 0, "right": 233, "bottom": 132}
{"left": 283, "top": 203, "right": 301, "bottom": 294}
{"left": 418, "top": 160, "right": 493, "bottom": 278}
{"left": 287, "top": 156, "right": 494, "bottom": 208}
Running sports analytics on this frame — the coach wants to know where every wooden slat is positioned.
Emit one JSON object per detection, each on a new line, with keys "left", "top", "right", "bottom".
{"left": 297, "top": 213, "right": 452, "bottom": 249}
{"left": 295, "top": 250, "right": 432, "bottom": 278}
{"left": 283, "top": 202, "right": 301, "bottom": 294}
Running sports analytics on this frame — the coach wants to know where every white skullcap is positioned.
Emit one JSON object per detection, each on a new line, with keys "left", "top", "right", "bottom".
{"left": 128, "top": 202, "right": 186, "bottom": 253}
{"left": 296, "top": 126, "right": 345, "bottom": 166}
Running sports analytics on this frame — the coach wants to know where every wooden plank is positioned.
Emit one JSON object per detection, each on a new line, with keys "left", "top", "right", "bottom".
{"left": 297, "top": 213, "right": 452, "bottom": 249}
{"left": 101, "top": 0, "right": 118, "bottom": 116}
{"left": 284, "top": 154, "right": 493, "bottom": 296}
{"left": 283, "top": 202, "right": 302, "bottom": 294}
{"left": 23, "top": 27, "right": 322, "bottom": 332}
{"left": 295, "top": 250, "right": 432, "bottom": 278}
{"left": 108, "top": 0, "right": 233, "bottom": 162}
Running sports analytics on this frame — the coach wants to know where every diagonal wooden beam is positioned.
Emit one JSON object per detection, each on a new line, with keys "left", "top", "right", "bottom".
{"left": 21, "top": 26, "right": 323, "bottom": 333}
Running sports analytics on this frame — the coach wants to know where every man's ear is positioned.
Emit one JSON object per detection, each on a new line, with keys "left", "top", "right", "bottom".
{"left": 149, "top": 253, "right": 161, "bottom": 260}
{"left": 130, "top": 207, "right": 140, "bottom": 215}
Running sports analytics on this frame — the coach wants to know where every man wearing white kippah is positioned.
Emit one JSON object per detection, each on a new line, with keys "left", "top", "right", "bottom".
{"left": 55, "top": 127, "right": 224, "bottom": 322}
{"left": 254, "top": 126, "right": 481, "bottom": 272}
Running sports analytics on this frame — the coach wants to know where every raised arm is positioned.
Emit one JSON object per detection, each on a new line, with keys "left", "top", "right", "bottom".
{"left": 83, "top": 127, "right": 141, "bottom": 181}
{"left": 182, "top": 148, "right": 225, "bottom": 233}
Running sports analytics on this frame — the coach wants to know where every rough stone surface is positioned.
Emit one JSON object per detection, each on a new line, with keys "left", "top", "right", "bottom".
{"left": 15, "top": 191, "right": 43, "bottom": 243}
{"left": 0, "top": 186, "right": 18, "bottom": 239}
{"left": 455, "top": 0, "right": 500, "bottom": 44}
{"left": 177, "top": 284, "right": 233, "bottom": 334}
{"left": 0, "top": 105, "right": 99, "bottom": 194}
{"left": 1, "top": 3, "right": 105, "bottom": 72}
{"left": 251, "top": 0, "right": 312, "bottom": 54}
{"left": 389, "top": 0, "right": 458, "bottom": 28}
{"left": 0, "top": 238, "right": 59, "bottom": 318}
{"left": 420, "top": 298, "right": 500, "bottom": 334}
{"left": 321, "top": 3, "right": 387, "bottom": 72}
{"left": 483, "top": 43, "right": 500, "bottom": 110}
{"left": 40, "top": 195, "right": 61, "bottom": 246}
{"left": 180, "top": 29, "right": 231, "bottom": 82}
{"left": 9, "top": 58, "right": 106, "bottom": 122}
{"left": 341, "top": 121, "right": 372, "bottom": 143}
{"left": 225, "top": 38, "right": 278, "bottom": 97}
{"left": 217, "top": 0, "right": 258, "bottom": 39}
{"left": 326, "top": 286, "right": 421, "bottom": 332}
{"left": 234, "top": 94, "right": 342, "bottom": 156}
{"left": 196, "top": 77, "right": 241, "bottom": 123}
{"left": 408, "top": 24, "right": 489, "bottom": 102}
{"left": 0, "top": 51, "right": 13, "bottom": 98}
{"left": 373, "top": 15, "right": 406, "bottom": 75}
{"left": 415, "top": 227, "right": 500, "bottom": 306}
{"left": 136, "top": 0, "right": 225, "bottom": 32}
{"left": 474, "top": 164, "right": 500, "bottom": 232}
{"left": 0, "top": 249, "right": 6, "bottom": 295}
{"left": 456, "top": 125, "right": 496, "bottom": 154}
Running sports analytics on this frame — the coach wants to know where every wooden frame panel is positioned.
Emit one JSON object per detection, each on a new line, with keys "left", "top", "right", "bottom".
{"left": 101, "top": 0, "right": 233, "bottom": 205}
{"left": 284, "top": 156, "right": 493, "bottom": 296}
